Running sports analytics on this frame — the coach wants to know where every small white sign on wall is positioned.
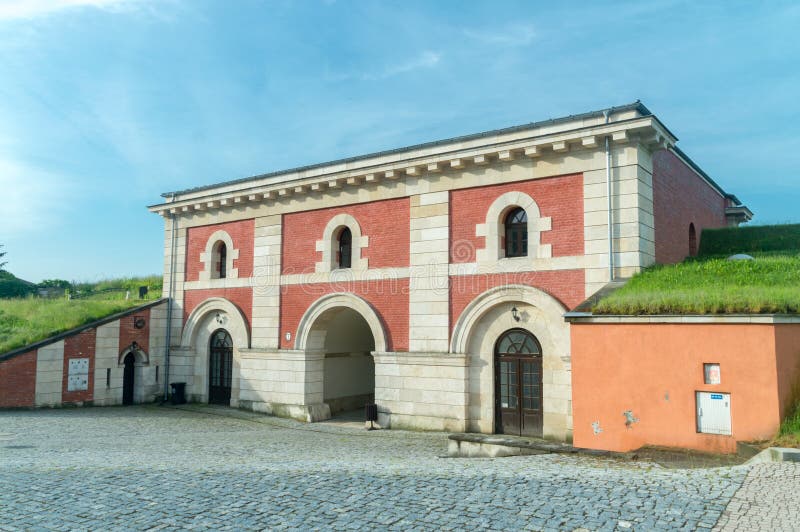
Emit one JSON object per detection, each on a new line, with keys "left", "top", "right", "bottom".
{"left": 67, "top": 358, "right": 90, "bottom": 392}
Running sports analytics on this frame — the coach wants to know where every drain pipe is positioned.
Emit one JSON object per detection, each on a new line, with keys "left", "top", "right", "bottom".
{"left": 604, "top": 110, "right": 614, "bottom": 282}
{"left": 163, "top": 194, "right": 178, "bottom": 401}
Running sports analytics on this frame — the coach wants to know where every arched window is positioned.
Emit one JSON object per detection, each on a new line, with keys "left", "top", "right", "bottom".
{"left": 689, "top": 223, "right": 697, "bottom": 257}
{"left": 337, "top": 227, "right": 352, "bottom": 269}
{"left": 504, "top": 208, "right": 528, "bottom": 258}
{"left": 211, "top": 241, "right": 228, "bottom": 279}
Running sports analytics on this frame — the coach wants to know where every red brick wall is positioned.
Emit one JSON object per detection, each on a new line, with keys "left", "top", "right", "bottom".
{"left": 450, "top": 270, "right": 585, "bottom": 334}
{"left": 652, "top": 150, "right": 727, "bottom": 263}
{"left": 183, "top": 288, "right": 253, "bottom": 336}
{"left": 281, "top": 198, "right": 410, "bottom": 274}
{"left": 62, "top": 329, "right": 96, "bottom": 404}
{"left": 0, "top": 350, "right": 37, "bottom": 407}
{"left": 185, "top": 219, "right": 255, "bottom": 282}
{"left": 119, "top": 308, "right": 151, "bottom": 356}
{"left": 280, "top": 279, "right": 410, "bottom": 351}
{"left": 449, "top": 174, "right": 584, "bottom": 263}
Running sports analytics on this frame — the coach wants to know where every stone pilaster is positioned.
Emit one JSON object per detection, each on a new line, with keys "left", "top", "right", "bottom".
{"left": 408, "top": 192, "right": 450, "bottom": 353}
{"left": 252, "top": 215, "right": 282, "bottom": 349}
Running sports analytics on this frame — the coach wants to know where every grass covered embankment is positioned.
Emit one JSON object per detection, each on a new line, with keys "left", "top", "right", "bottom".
{"left": 593, "top": 254, "right": 800, "bottom": 315}
{"left": 0, "top": 275, "right": 163, "bottom": 355}
{"left": 0, "top": 298, "right": 149, "bottom": 354}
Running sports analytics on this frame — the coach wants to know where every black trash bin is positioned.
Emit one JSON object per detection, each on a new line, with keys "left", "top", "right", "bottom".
{"left": 170, "top": 382, "right": 187, "bottom": 405}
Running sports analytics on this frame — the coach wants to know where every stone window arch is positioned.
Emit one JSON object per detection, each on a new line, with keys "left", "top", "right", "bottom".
{"left": 315, "top": 214, "right": 369, "bottom": 272}
{"left": 475, "top": 191, "right": 551, "bottom": 264}
{"left": 200, "top": 230, "right": 239, "bottom": 281}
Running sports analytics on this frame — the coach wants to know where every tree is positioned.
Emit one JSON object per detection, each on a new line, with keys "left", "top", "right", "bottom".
{"left": 0, "top": 244, "right": 6, "bottom": 272}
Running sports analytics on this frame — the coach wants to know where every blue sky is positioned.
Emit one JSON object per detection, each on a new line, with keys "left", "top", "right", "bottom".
{"left": 1, "top": 0, "right": 798, "bottom": 282}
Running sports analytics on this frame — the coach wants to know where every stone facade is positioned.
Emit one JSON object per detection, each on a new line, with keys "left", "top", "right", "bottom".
{"left": 147, "top": 102, "right": 746, "bottom": 442}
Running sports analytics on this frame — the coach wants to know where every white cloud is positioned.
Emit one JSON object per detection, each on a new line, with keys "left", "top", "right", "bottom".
{"left": 328, "top": 50, "right": 443, "bottom": 82}
{"left": 0, "top": 158, "right": 76, "bottom": 236}
{"left": 463, "top": 24, "right": 536, "bottom": 47}
{"left": 0, "top": 0, "right": 143, "bottom": 20}
{"left": 376, "top": 50, "right": 442, "bottom": 79}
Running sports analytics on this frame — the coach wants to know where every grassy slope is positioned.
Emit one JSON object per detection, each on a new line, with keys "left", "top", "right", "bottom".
{"left": 593, "top": 254, "right": 800, "bottom": 315}
{"left": 0, "top": 275, "right": 163, "bottom": 355}
{"left": 0, "top": 298, "right": 153, "bottom": 354}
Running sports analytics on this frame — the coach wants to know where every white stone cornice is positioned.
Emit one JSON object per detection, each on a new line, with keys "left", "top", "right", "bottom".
{"left": 149, "top": 114, "right": 675, "bottom": 216}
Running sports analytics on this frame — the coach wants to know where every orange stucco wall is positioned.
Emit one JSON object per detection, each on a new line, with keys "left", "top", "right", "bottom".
{"left": 571, "top": 323, "right": 788, "bottom": 454}
{"left": 775, "top": 325, "right": 800, "bottom": 419}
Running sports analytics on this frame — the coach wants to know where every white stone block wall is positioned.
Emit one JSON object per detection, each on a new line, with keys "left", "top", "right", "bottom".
{"left": 92, "top": 321, "right": 121, "bottom": 406}
{"left": 583, "top": 143, "right": 657, "bottom": 296}
{"left": 161, "top": 216, "right": 186, "bottom": 347}
{"left": 251, "top": 215, "right": 282, "bottom": 349}
{"left": 374, "top": 352, "right": 468, "bottom": 432}
{"left": 34, "top": 341, "right": 64, "bottom": 407}
{"left": 408, "top": 193, "right": 450, "bottom": 353}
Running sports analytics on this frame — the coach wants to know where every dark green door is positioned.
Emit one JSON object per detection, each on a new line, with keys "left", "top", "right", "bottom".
{"left": 495, "top": 329, "right": 543, "bottom": 437}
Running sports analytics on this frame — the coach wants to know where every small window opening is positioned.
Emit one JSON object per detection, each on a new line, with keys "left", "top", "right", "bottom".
{"left": 337, "top": 227, "right": 352, "bottom": 269}
{"left": 504, "top": 207, "right": 528, "bottom": 258}
{"left": 106, "top": 368, "right": 111, "bottom": 388}
{"left": 689, "top": 223, "right": 697, "bottom": 257}
{"left": 218, "top": 242, "right": 227, "bottom": 278}
{"left": 155, "top": 365, "right": 159, "bottom": 384}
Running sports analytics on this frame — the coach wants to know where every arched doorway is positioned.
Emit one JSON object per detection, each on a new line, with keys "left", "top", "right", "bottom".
{"left": 494, "top": 328, "right": 543, "bottom": 437}
{"left": 320, "top": 307, "right": 375, "bottom": 416}
{"left": 209, "top": 329, "right": 233, "bottom": 405}
{"left": 122, "top": 352, "right": 135, "bottom": 406}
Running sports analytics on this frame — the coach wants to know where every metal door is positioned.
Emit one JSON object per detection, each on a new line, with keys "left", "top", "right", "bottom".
{"left": 209, "top": 329, "right": 233, "bottom": 405}
{"left": 122, "top": 353, "right": 135, "bottom": 406}
{"left": 696, "top": 391, "right": 731, "bottom": 435}
{"left": 495, "top": 329, "right": 543, "bottom": 437}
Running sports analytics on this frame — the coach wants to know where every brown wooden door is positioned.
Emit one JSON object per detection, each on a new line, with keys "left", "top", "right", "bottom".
{"left": 209, "top": 329, "right": 233, "bottom": 405}
{"left": 495, "top": 329, "right": 543, "bottom": 438}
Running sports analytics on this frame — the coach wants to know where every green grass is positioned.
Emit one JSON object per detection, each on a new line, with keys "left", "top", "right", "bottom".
{"left": 699, "top": 223, "right": 800, "bottom": 256}
{"left": 772, "top": 398, "right": 800, "bottom": 448}
{"left": 0, "top": 298, "right": 153, "bottom": 354}
{"left": 593, "top": 254, "right": 800, "bottom": 315}
{"left": 71, "top": 275, "right": 163, "bottom": 299}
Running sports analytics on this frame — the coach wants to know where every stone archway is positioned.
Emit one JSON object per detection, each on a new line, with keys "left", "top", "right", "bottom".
{"left": 181, "top": 297, "right": 250, "bottom": 405}
{"left": 295, "top": 293, "right": 387, "bottom": 418}
{"left": 117, "top": 344, "right": 148, "bottom": 405}
{"left": 451, "top": 284, "right": 572, "bottom": 440}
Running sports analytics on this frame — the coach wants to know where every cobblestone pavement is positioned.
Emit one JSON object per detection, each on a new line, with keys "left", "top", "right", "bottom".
{"left": 0, "top": 406, "right": 755, "bottom": 531}
{"left": 713, "top": 462, "right": 800, "bottom": 531}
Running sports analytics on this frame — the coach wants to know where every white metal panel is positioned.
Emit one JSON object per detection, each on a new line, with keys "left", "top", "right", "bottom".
{"left": 696, "top": 391, "right": 731, "bottom": 435}
{"left": 67, "top": 357, "right": 90, "bottom": 392}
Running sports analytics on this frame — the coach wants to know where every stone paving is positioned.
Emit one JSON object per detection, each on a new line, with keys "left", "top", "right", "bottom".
{"left": 0, "top": 405, "right": 781, "bottom": 531}
{"left": 713, "top": 462, "right": 800, "bottom": 531}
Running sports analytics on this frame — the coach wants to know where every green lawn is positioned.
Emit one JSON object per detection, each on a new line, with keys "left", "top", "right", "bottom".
{"left": 593, "top": 254, "right": 800, "bottom": 315}
{"left": 0, "top": 298, "right": 153, "bottom": 355}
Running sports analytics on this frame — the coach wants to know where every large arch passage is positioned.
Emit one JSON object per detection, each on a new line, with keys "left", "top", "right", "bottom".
{"left": 296, "top": 293, "right": 386, "bottom": 419}
{"left": 319, "top": 307, "right": 376, "bottom": 415}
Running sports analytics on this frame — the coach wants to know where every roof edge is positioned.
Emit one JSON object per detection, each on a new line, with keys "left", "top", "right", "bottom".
{"left": 160, "top": 101, "right": 650, "bottom": 199}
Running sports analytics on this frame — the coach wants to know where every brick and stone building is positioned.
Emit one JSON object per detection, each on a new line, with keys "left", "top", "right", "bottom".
{"left": 144, "top": 101, "right": 751, "bottom": 442}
